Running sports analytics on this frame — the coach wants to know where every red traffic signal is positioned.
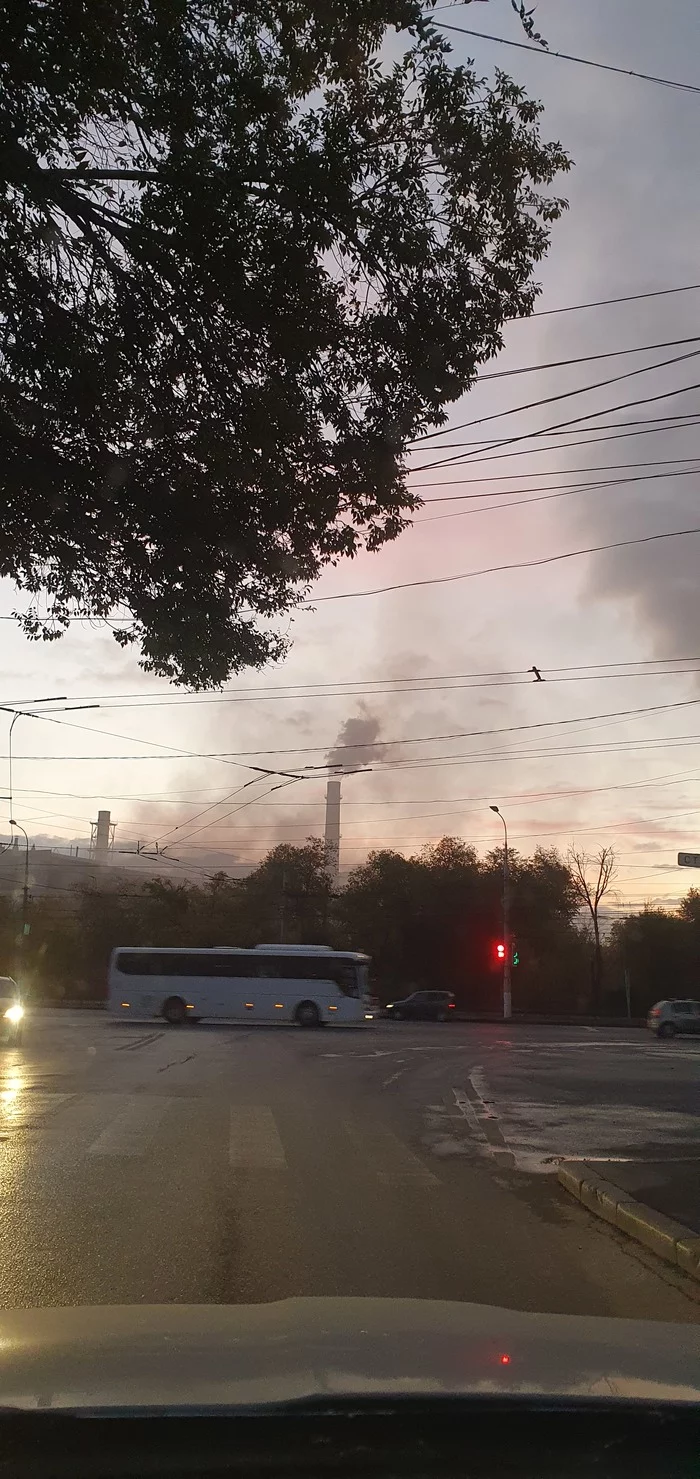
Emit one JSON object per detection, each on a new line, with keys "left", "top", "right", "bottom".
{"left": 495, "top": 942, "right": 506, "bottom": 961}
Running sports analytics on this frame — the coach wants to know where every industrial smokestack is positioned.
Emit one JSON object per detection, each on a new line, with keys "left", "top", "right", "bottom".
{"left": 91, "top": 809, "right": 113, "bottom": 861}
{"left": 324, "top": 780, "right": 341, "bottom": 883}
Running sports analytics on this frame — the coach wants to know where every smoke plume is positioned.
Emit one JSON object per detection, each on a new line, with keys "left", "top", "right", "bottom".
{"left": 326, "top": 704, "right": 384, "bottom": 770}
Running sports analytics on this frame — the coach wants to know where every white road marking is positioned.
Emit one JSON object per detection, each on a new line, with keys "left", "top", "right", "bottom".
{"left": 452, "top": 1088, "right": 488, "bottom": 1140}
{"left": 382, "top": 1062, "right": 408, "bottom": 1089}
{"left": 0, "top": 1091, "right": 70, "bottom": 1127}
{"left": 343, "top": 1119, "right": 437, "bottom": 1185}
{"left": 87, "top": 1095, "right": 173, "bottom": 1157}
{"left": 229, "top": 1107, "right": 287, "bottom": 1170}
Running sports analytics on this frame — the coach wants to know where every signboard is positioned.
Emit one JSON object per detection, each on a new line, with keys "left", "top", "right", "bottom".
{"left": 678, "top": 852, "right": 700, "bottom": 867}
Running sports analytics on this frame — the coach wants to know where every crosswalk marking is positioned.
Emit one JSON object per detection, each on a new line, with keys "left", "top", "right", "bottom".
{"left": 342, "top": 1119, "right": 437, "bottom": 1186}
{"left": 0, "top": 1091, "right": 442, "bottom": 1187}
{"left": 229, "top": 1107, "right": 287, "bottom": 1170}
{"left": 0, "top": 1091, "right": 70, "bottom": 1126}
{"left": 87, "top": 1095, "right": 173, "bottom": 1157}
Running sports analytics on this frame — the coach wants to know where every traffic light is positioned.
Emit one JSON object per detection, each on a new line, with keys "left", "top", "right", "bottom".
{"left": 512, "top": 946, "right": 520, "bottom": 967}
{"left": 495, "top": 942, "right": 506, "bottom": 961}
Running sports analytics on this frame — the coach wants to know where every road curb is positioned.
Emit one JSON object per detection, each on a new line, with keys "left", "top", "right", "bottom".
{"left": 558, "top": 1162, "right": 700, "bottom": 1282}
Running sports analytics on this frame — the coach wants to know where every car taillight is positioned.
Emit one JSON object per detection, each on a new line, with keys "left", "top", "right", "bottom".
{"left": 650, "top": 1008, "right": 660, "bottom": 1017}
{"left": 448, "top": 1002, "right": 455, "bottom": 1009}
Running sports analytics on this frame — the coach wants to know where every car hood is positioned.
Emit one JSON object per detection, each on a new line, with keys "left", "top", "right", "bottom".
{"left": 0, "top": 1299, "right": 698, "bottom": 1412}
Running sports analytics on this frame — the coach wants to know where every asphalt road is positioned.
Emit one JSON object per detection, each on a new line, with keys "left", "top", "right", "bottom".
{"left": 0, "top": 1012, "right": 698, "bottom": 1320}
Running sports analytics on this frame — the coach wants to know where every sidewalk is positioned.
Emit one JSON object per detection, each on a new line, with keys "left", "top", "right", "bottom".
{"left": 590, "top": 1160, "right": 700, "bottom": 1237}
{"left": 559, "top": 1157, "right": 700, "bottom": 1282}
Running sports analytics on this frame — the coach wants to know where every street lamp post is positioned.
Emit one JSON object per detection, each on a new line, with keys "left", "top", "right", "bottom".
{"left": 5, "top": 698, "right": 66, "bottom": 818}
{"left": 490, "top": 805, "right": 512, "bottom": 1020}
{"left": 8, "top": 819, "right": 29, "bottom": 978}
{"left": 3, "top": 697, "right": 98, "bottom": 820}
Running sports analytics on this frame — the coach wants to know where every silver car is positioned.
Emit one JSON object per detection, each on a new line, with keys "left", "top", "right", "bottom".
{"left": 0, "top": 977, "right": 24, "bottom": 1045}
{"left": 647, "top": 998, "right": 700, "bottom": 1038}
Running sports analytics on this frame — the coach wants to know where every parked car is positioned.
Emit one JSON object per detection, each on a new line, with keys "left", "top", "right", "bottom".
{"left": 647, "top": 998, "right": 700, "bottom": 1038}
{"left": 384, "top": 990, "right": 456, "bottom": 1022}
{"left": 0, "top": 977, "right": 24, "bottom": 1045}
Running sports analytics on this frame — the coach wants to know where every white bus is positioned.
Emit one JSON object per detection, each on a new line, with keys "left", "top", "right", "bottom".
{"left": 108, "top": 944, "right": 371, "bottom": 1027}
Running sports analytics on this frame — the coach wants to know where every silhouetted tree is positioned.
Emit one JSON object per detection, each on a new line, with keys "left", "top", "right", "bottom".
{"left": 1, "top": 1, "right": 568, "bottom": 683}
{"left": 568, "top": 846, "right": 617, "bottom": 1010}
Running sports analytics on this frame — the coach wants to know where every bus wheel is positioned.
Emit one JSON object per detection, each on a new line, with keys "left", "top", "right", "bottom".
{"left": 295, "top": 1001, "right": 320, "bottom": 1029}
{"left": 163, "top": 996, "right": 187, "bottom": 1025}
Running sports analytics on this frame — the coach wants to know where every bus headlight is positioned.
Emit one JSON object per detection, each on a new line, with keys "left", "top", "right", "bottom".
{"left": 4, "top": 1005, "right": 23, "bottom": 1024}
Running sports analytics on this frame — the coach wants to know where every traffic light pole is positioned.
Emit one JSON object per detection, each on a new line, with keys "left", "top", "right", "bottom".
{"left": 502, "top": 839, "right": 511, "bottom": 1020}
{"left": 490, "top": 806, "right": 512, "bottom": 1020}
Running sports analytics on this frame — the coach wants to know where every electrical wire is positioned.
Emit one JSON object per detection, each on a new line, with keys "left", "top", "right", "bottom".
{"left": 416, "top": 477, "right": 700, "bottom": 524}
{"left": 12, "top": 762, "right": 700, "bottom": 819}
{"left": 309, "top": 525, "right": 700, "bottom": 605}
{"left": 416, "top": 392, "right": 700, "bottom": 478}
{"left": 410, "top": 454, "right": 700, "bottom": 483}
{"left": 13, "top": 664, "right": 700, "bottom": 716}
{"left": 435, "top": 20, "right": 700, "bottom": 96}
{"left": 6, "top": 652, "right": 700, "bottom": 706}
{"left": 408, "top": 417, "right": 700, "bottom": 472}
{"left": 10, "top": 693, "right": 700, "bottom": 772}
{"left": 415, "top": 463, "right": 700, "bottom": 505}
{"left": 410, "top": 345, "right": 700, "bottom": 456}
{"left": 474, "top": 334, "right": 700, "bottom": 384}
{"left": 529, "top": 285, "right": 700, "bottom": 319}
{"left": 168, "top": 777, "right": 304, "bottom": 850}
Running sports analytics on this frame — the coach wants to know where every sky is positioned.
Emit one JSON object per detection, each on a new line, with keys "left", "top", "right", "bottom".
{"left": 3, "top": 0, "right": 700, "bottom": 914}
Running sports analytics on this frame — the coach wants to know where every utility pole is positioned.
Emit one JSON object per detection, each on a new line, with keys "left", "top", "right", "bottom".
{"left": 490, "top": 805, "right": 512, "bottom": 1020}
{"left": 280, "top": 864, "right": 287, "bottom": 944}
{"left": 9, "top": 819, "right": 29, "bottom": 980}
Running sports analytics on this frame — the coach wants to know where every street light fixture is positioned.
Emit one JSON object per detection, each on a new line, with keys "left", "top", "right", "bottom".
{"left": 490, "top": 805, "right": 512, "bottom": 1020}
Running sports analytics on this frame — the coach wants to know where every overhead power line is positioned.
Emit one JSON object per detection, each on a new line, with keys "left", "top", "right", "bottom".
{"left": 10, "top": 729, "right": 700, "bottom": 773}
{"left": 3, "top": 654, "right": 699, "bottom": 709}
{"left": 22, "top": 666, "right": 700, "bottom": 710}
{"left": 415, "top": 381, "right": 700, "bottom": 473}
{"left": 416, "top": 470, "right": 700, "bottom": 523}
{"left": 529, "top": 284, "right": 700, "bottom": 319}
{"left": 310, "top": 525, "right": 700, "bottom": 605}
{"left": 408, "top": 417, "right": 700, "bottom": 473}
{"left": 474, "top": 335, "right": 700, "bottom": 385}
{"left": 417, "top": 464, "right": 700, "bottom": 506}
{"left": 413, "top": 454, "right": 700, "bottom": 477}
{"left": 436, "top": 20, "right": 700, "bottom": 96}
{"left": 82, "top": 695, "right": 700, "bottom": 760}
{"left": 411, "top": 344, "right": 700, "bottom": 450}
{"left": 14, "top": 761, "right": 700, "bottom": 813}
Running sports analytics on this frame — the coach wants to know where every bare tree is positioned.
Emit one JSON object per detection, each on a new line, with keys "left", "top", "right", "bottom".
{"left": 567, "top": 847, "right": 617, "bottom": 1011}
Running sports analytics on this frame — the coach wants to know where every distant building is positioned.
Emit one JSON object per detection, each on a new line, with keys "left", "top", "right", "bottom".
{"left": 0, "top": 842, "right": 131, "bottom": 900}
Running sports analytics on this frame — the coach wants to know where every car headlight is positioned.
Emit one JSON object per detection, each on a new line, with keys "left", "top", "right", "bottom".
{"left": 385, "top": 1004, "right": 394, "bottom": 1011}
{"left": 4, "top": 1005, "right": 23, "bottom": 1024}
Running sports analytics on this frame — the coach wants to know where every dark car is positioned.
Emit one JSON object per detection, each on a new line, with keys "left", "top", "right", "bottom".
{"left": 384, "top": 990, "right": 455, "bottom": 1022}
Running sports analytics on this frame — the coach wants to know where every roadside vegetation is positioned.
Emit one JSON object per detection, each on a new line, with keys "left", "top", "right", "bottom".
{"left": 1, "top": 837, "right": 693, "bottom": 1016}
